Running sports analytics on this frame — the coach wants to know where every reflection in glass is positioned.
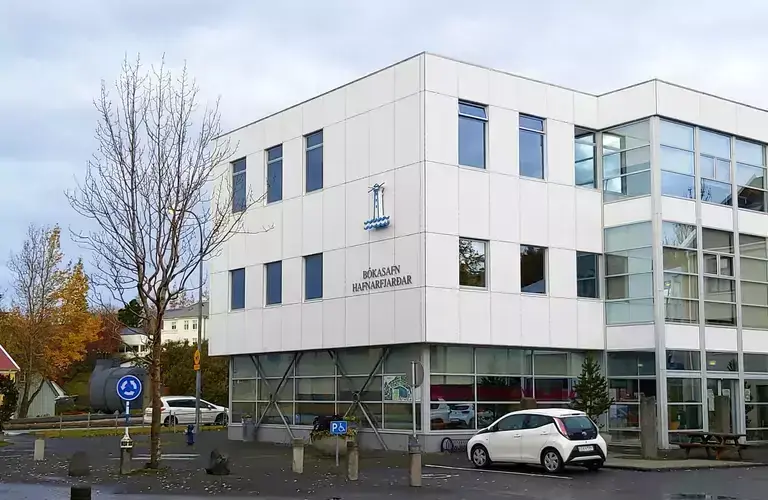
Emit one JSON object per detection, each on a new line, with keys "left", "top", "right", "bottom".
{"left": 459, "top": 238, "right": 486, "bottom": 287}
{"left": 743, "top": 305, "right": 768, "bottom": 329}
{"left": 575, "top": 130, "right": 596, "bottom": 188}
{"left": 660, "top": 146, "right": 694, "bottom": 175}
{"left": 520, "top": 129, "right": 545, "bottom": 178}
{"left": 661, "top": 171, "right": 695, "bottom": 199}
{"left": 666, "top": 351, "right": 701, "bottom": 371}
{"left": 701, "top": 178, "right": 732, "bottom": 205}
{"left": 459, "top": 102, "right": 487, "bottom": 168}
{"left": 668, "top": 405, "right": 703, "bottom": 430}
{"left": 521, "top": 245, "right": 546, "bottom": 294}
{"left": 704, "top": 301, "right": 736, "bottom": 326}
{"left": 663, "top": 248, "right": 697, "bottom": 274}
{"left": 661, "top": 222, "right": 697, "bottom": 248}
{"left": 706, "top": 352, "right": 738, "bottom": 372}
{"left": 700, "top": 130, "right": 731, "bottom": 159}
{"left": 737, "top": 186, "right": 766, "bottom": 212}
{"left": 659, "top": 120, "right": 694, "bottom": 150}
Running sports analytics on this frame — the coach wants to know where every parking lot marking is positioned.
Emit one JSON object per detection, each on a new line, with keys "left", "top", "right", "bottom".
{"left": 424, "top": 463, "right": 572, "bottom": 480}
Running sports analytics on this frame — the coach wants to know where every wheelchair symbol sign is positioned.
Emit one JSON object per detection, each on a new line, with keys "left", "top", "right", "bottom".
{"left": 330, "top": 420, "right": 347, "bottom": 435}
{"left": 116, "top": 375, "right": 142, "bottom": 402}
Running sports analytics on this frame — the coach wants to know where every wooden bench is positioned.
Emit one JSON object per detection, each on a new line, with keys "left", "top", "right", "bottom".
{"left": 677, "top": 432, "right": 749, "bottom": 460}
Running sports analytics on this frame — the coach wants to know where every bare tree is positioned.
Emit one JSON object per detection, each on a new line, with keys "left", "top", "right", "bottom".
{"left": 67, "top": 56, "right": 262, "bottom": 468}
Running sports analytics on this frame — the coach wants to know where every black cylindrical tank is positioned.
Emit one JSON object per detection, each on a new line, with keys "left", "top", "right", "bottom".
{"left": 89, "top": 362, "right": 147, "bottom": 413}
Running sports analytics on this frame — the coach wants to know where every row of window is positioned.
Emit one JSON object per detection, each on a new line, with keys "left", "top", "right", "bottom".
{"left": 169, "top": 320, "right": 198, "bottom": 331}
{"left": 228, "top": 244, "right": 599, "bottom": 310}
{"left": 231, "top": 130, "right": 324, "bottom": 212}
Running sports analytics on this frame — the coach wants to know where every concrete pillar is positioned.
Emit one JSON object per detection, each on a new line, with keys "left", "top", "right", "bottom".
{"left": 346, "top": 440, "right": 359, "bottom": 481}
{"left": 33, "top": 438, "right": 45, "bottom": 461}
{"left": 640, "top": 395, "right": 658, "bottom": 459}
{"left": 119, "top": 434, "right": 133, "bottom": 475}
{"left": 292, "top": 438, "right": 304, "bottom": 474}
{"left": 713, "top": 396, "right": 731, "bottom": 433}
{"left": 408, "top": 436, "right": 421, "bottom": 487}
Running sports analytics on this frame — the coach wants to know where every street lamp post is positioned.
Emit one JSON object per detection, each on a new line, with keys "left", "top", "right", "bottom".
{"left": 172, "top": 208, "right": 205, "bottom": 434}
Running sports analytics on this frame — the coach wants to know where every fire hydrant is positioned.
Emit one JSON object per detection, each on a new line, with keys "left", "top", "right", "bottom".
{"left": 185, "top": 424, "right": 195, "bottom": 446}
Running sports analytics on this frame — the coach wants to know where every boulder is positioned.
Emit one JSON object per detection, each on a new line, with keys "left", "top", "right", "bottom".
{"left": 68, "top": 451, "right": 90, "bottom": 477}
{"left": 205, "top": 449, "right": 230, "bottom": 476}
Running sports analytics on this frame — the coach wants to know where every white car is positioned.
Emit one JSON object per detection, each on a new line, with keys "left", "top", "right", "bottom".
{"left": 467, "top": 408, "right": 607, "bottom": 473}
{"left": 142, "top": 396, "right": 229, "bottom": 427}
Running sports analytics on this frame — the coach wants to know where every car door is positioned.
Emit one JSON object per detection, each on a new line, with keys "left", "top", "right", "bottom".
{"left": 176, "top": 399, "right": 196, "bottom": 424}
{"left": 487, "top": 414, "right": 527, "bottom": 462}
{"left": 201, "top": 399, "right": 217, "bottom": 424}
{"left": 520, "top": 414, "right": 554, "bottom": 462}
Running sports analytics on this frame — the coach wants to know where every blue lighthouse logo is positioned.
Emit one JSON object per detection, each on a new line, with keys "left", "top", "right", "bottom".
{"left": 363, "top": 183, "right": 390, "bottom": 230}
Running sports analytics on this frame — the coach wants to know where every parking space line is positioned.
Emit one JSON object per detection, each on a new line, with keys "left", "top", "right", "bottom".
{"left": 424, "top": 463, "right": 572, "bottom": 480}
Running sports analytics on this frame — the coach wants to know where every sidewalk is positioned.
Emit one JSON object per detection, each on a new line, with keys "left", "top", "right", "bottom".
{"left": 605, "top": 456, "right": 761, "bottom": 471}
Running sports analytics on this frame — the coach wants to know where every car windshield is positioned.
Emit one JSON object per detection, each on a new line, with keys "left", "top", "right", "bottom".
{"left": 561, "top": 415, "right": 595, "bottom": 433}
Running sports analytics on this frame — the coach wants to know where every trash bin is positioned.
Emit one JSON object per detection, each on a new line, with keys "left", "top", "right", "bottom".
{"left": 242, "top": 418, "right": 256, "bottom": 442}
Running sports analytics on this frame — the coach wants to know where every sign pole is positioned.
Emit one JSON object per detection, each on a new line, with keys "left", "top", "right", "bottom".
{"left": 125, "top": 400, "right": 131, "bottom": 438}
{"left": 335, "top": 435, "right": 339, "bottom": 467}
{"left": 411, "top": 361, "right": 417, "bottom": 440}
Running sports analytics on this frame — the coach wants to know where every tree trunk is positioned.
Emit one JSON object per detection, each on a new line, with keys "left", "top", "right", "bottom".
{"left": 17, "top": 378, "right": 45, "bottom": 419}
{"left": 149, "top": 328, "right": 163, "bottom": 468}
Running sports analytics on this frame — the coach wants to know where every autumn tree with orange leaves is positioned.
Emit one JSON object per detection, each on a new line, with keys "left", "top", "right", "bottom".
{"left": 0, "top": 225, "right": 100, "bottom": 418}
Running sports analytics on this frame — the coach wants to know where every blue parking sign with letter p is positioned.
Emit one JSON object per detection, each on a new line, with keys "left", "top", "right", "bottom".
{"left": 330, "top": 420, "right": 347, "bottom": 435}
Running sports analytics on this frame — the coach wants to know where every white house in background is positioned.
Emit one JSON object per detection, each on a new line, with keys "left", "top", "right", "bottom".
{"left": 209, "top": 52, "right": 768, "bottom": 451}
{"left": 120, "top": 302, "right": 209, "bottom": 364}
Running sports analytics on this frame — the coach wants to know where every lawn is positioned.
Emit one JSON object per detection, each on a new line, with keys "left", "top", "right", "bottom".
{"left": 0, "top": 440, "right": 10, "bottom": 447}
{"left": 33, "top": 425, "right": 226, "bottom": 439}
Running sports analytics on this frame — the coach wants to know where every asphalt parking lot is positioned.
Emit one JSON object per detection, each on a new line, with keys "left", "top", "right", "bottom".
{"left": 1, "top": 432, "right": 767, "bottom": 499}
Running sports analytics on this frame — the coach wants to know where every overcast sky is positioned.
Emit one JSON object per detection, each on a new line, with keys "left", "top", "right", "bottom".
{"left": 2, "top": 0, "right": 767, "bottom": 296}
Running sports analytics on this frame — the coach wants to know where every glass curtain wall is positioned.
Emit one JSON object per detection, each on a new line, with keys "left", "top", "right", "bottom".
{"left": 230, "top": 345, "right": 422, "bottom": 430}
{"left": 602, "top": 120, "right": 651, "bottom": 201}
{"left": 429, "top": 346, "right": 596, "bottom": 431}
{"left": 606, "top": 351, "right": 656, "bottom": 442}
{"left": 661, "top": 222, "right": 699, "bottom": 323}
{"left": 604, "top": 222, "right": 654, "bottom": 324}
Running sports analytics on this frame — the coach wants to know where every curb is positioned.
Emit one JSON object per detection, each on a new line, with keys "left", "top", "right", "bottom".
{"left": 603, "top": 461, "right": 768, "bottom": 472}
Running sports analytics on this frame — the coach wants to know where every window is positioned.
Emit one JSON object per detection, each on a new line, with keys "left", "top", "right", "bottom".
{"left": 740, "top": 234, "right": 768, "bottom": 329}
{"left": 602, "top": 120, "right": 651, "bottom": 201}
{"left": 604, "top": 222, "right": 654, "bottom": 324}
{"left": 231, "top": 158, "right": 247, "bottom": 213}
{"left": 304, "top": 253, "right": 323, "bottom": 300}
{"left": 230, "top": 268, "right": 245, "bottom": 310}
{"left": 702, "top": 228, "right": 735, "bottom": 325}
{"left": 659, "top": 120, "right": 695, "bottom": 199}
{"left": 706, "top": 352, "right": 738, "bottom": 371}
{"left": 184, "top": 320, "right": 189, "bottom": 330}
{"left": 265, "top": 261, "right": 282, "bottom": 305}
{"left": 661, "top": 222, "right": 699, "bottom": 324}
{"left": 699, "top": 130, "right": 732, "bottom": 206}
{"left": 305, "top": 130, "right": 323, "bottom": 192}
{"left": 744, "top": 379, "right": 768, "bottom": 440}
{"left": 576, "top": 252, "right": 599, "bottom": 298}
{"left": 458, "top": 101, "right": 487, "bottom": 168}
{"left": 744, "top": 354, "right": 768, "bottom": 373}
{"left": 266, "top": 145, "right": 283, "bottom": 203}
{"left": 575, "top": 128, "right": 596, "bottom": 188}
{"left": 667, "top": 378, "right": 703, "bottom": 431}
{"left": 519, "top": 115, "right": 545, "bottom": 179}
{"left": 666, "top": 350, "right": 700, "bottom": 371}
{"left": 497, "top": 414, "right": 527, "bottom": 431}
{"left": 735, "top": 139, "right": 767, "bottom": 212}
{"left": 192, "top": 321, "right": 197, "bottom": 330}
{"left": 520, "top": 245, "right": 546, "bottom": 294}
{"left": 171, "top": 321, "right": 177, "bottom": 330}
{"left": 459, "top": 238, "right": 487, "bottom": 287}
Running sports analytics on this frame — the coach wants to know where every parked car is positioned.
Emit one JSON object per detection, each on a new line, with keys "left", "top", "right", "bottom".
{"left": 466, "top": 408, "right": 607, "bottom": 473}
{"left": 142, "top": 396, "right": 229, "bottom": 426}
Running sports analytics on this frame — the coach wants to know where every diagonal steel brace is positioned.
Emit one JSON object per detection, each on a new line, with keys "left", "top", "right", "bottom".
{"left": 250, "top": 353, "right": 302, "bottom": 440}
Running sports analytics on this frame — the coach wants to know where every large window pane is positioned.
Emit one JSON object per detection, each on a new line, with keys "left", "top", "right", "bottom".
{"left": 607, "top": 352, "right": 656, "bottom": 377}
{"left": 704, "top": 301, "right": 736, "bottom": 325}
{"left": 521, "top": 245, "right": 546, "bottom": 294}
{"left": 736, "top": 163, "right": 765, "bottom": 188}
{"left": 230, "top": 268, "right": 245, "bottom": 310}
{"left": 660, "top": 146, "right": 694, "bottom": 175}
{"left": 742, "top": 258, "right": 768, "bottom": 282}
{"left": 266, "top": 145, "right": 283, "bottom": 203}
{"left": 602, "top": 121, "right": 650, "bottom": 152}
{"left": 661, "top": 171, "right": 695, "bottom": 199}
{"left": 735, "top": 139, "right": 764, "bottom": 166}
{"left": 706, "top": 352, "right": 738, "bottom": 372}
{"left": 384, "top": 403, "right": 421, "bottom": 430}
{"left": 606, "top": 248, "right": 653, "bottom": 275}
{"left": 701, "top": 178, "right": 732, "bottom": 205}
{"left": 703, "top": 229, "right": 734, "bottom": 253}
{"left": 430, "top": 346, "right": 473, "bottom": 373}
{"left": 744, "top": 355, "right": 768, "bottom": 373}
{"left": 258, "top": 353, "right": 294, "bottom": 377}
{"left": 664, "top": 273, "right": 698, "bottom": 299}
{"left": 295, "top": 402, "right": 336, "bottom": 426}
{"left": 604, "top": 169, "right": 651, "bottom": 201}
{"left": 667, "top": 378, "right": 702, "bottom": 403}
{"left": 232, "top": 158, "right": 247, "bottom": 213}
{"left": 663, "top": 248, "right": 697, "bottom": 273}
{"left": 606, "top": 273, "right": 653, "bottom": 300}
{"left": 669, "top": 405, "right": 703, "bottom": 431}
{"left": 740, "top": 234, "right": 768, "bottom": 259}
{"left": 385, "top": 345, "right": 421, "bottom": 374}
{"left": 233, "top": 355, "right": 258, "bottom": 378}
{"left": 232, "top": 379, "right": 258, "bottom": 401}
{"left": 666, "top": 351, "right": 701, "bottom": 371}
{"left": 520, "top": 128, "right": 545, "bottom": 179}
{"left": 459, "top": 238, "right": 487, "bottom": 287}
{"left": 704, "top": 277, "right": 735, "bottom": 302}
{"left": 661, "top": 222, "right": 697, "bottom": 249}
{"left": 577, "top": 252, "right": 599, "bottom": 298}
{"left": 337, "top": 347, "right": 383, "bottom": 376}
{"left": 533, "top": 352, "right": 568, "bottom": 375}
{"left": 475, "top": 348, "right": 531, "bottom": 375}
{"left": 337, "top": 376, "right": 382, "bottom": 401}
{"left": 431, "top": 375, "right": 474, "bottom": 401}
{"left": 305, "top": 134, "right": 323, "bottom": 193}
{"left": 603, "top": 147, "right": 651, "bottom": 178}
{"left": 665, "top": 298, "right": 699, "bottom": 324}
{"left": 700, "top": 130, "right": 731, "bottom": 159}
{"left": 606, "top": 299, "right": 654, "bottom": 324}
{"left": 296, "top": 378, "right": 335, "bottom": 401}
{"left": 265, "top": 261, "right": 282, "bottom": 305}
{"left": 477, "top": 376, "right": 529, "bottom": 401}
{"left": 737, "top": 186, "right": 767, "bottom": 212}
{"left": 534, "top": 378, "right": 569, "bottom": 401}
{"left": 459, "top": 114, "right": 486, "bottom": 168}
{"left": 660, "top": 120, "right": 694, "bottom": 150}
{"left": 605, "top": 222, "right": 652, "bottom": 252}
{"left": 742, "top": 281, "right": 768, "bottom": 306}
{"left": 304, "top": 253, "right": 323, "bottom": 300}
{"left": 296, "top": 351, "right": 335, "bottom": 376}
{"left": 575, "top": 129, "right": 596, "bottom": 188}
{"left": 743, "top": 305, "right": 768, "bottom": 330}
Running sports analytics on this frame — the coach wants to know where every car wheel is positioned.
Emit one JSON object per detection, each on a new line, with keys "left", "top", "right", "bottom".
{"left": 586, "top": 460, "right": 603, "bottom": 471}
{"left": 541, "top": 448, "right": 565, "bottom": 473}
{"left": 164, "top": 416, "right": 178, "bottom": 427}
{"left": 471, "top": 445, "right": 491, "bottom": 469}
{"left": 214, "top": 413, "right": 228, "bottom": 426}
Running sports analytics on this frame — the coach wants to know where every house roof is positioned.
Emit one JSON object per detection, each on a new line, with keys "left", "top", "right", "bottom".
{"left": 164, "top": 302, "right": 208, "bottom": 320}
{"left": 0, "top": 344, "right": 20, "bottom": 372}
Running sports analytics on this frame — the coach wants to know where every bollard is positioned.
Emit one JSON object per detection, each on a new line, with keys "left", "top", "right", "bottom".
{"left": 346, "top": 440, "right": 359, "bottom": 481}
{"left": 408, "top": 436, "right": 422, "bottom": 487}
{"left": 70, "top": 485, "right": 92, "bottom": 500}
{"left": 119, "top": 433, "right": 133, "bottom": 475}
{"left": 185, "top": 424, "right": 195, "bottom": 446}
{"left": 33, "top": 438, "right": 45, "bottom": 461}
{"left": 292, "top": 438, "right": 305, "bottom": 474}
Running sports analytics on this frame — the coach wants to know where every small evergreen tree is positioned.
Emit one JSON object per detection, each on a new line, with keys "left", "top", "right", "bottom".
{"left": 0, "top": 375, "right": 19, "bottom": 431}
{"left": 571, "top": 356, "right": 613, "bottom": 424}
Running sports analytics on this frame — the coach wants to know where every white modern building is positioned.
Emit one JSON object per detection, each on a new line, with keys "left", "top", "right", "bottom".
{"left": 209, "top": 52, "right": 768, "bottom": 451}
{"left": 120, "top": 303, "right": 209, "bottom": 363}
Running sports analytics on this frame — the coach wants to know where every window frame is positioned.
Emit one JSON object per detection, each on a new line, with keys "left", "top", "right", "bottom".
{"left": 229, "top": 268, "right": 246, "bottom": 311}
{"left": 458, "top": 101, "right": 488, "bottom": 169}
{"left": 740, "top": 233, "right": 768, "bottom": 329}
{"left": 519, "top": 114, "right": 546, "bottom": 179}
{"left": 265, "top": 261, "right": 283, "bottom": 306}
{"left": 266, "top": 144, "right": 284, "bottom": 204}
{"left": 520, "top": 244, "right": 547, "bottom": 295}
{"left": 231, "top": 158, "right": 247, "bottom": 213}
{"left": 305, "top": 130, "right": 323, "bottom": 193}
{"left": 574, "top": 127, "right": 597, "bottom": 189}
{"left": 735, "top": 138, "right": 767, "bottom": 213}
{"left": 601, "top": 120, "right": 651, "bottom": 201}
{"left": 459, "top": 237, "right": 488, "bottom": 289}
{"left": 576, "top": 251, "right": 600, "bottom": 299}
{"left": 304, "top": 253, "right": 324, "bottom": 301}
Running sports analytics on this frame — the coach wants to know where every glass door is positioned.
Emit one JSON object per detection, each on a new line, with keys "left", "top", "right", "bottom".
{"left": 707, "top": 378, "right": 738, "bottom": 433}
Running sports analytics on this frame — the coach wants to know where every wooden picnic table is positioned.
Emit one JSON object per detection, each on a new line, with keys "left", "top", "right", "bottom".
{"left": 675, "top": 431, "right": 748, "bottom": 460}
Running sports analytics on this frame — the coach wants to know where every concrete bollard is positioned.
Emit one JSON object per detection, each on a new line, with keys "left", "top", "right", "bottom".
{"left": 408, "top": 437, "right": 422, "bottom": 487}
{"left": 292, "top": 438, "right": 305, "bottom": 474}
{"left": 33, "top": 438, "right": 45, "bottom": 461}
{"left": 640, "top": 395, "right": 658, "bottom": 459}
{"left": 346, "top": 440, "right": 359, "bottom": 481}
{"left": 70, "top": 485, "right": 92, "bottom": 500}
{"left": 119, "top": 434, "right": 133, "bottom": 475}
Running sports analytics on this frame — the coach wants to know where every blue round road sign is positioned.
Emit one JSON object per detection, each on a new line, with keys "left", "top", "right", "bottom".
{"left": 116, "top": 374, "right": 142, "bottom": 401}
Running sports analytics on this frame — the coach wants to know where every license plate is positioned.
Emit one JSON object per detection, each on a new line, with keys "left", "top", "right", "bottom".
{"left": 578, "top": 445, "right": 594, "bottom": 452}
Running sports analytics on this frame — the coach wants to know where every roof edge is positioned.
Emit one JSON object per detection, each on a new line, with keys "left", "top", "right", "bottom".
{"left": 0, "top": 343, "right": 20, "bottom": 371}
